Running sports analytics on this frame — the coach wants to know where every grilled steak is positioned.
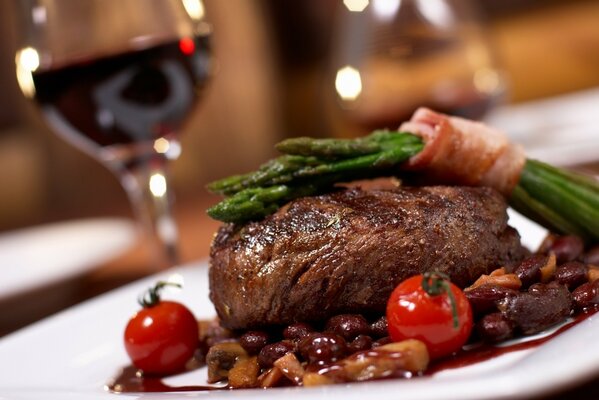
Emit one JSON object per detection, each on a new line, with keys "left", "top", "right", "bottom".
{"left": 209, "top": 186, "right": 525, "bottom": 330}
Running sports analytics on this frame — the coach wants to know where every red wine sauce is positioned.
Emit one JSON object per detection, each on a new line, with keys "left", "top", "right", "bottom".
{"left": 106, "top": 365, "right": 226, "bottom": 393}
{"left": 427, "top": 308, "right": 598, "bottom": 375}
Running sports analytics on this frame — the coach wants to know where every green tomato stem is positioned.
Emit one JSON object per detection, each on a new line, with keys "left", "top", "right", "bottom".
{"left": 138, "top": 281, "right": 182, "bottom": 308}
{"left": 421, "top": 271, "right": 459, "bottom": 329}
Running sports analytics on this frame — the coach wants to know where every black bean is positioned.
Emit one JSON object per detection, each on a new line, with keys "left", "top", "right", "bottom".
{"left": 514, "top": 255, "right": 546, "bottom": 288}
{"left": 584, "top": 246, "right": 599, "bottom": 265}
{"left": 477, "top": 313, "right": 514, "bottom": 343}
{"left": 549, "top": 236, "right": 584, "bottom": 264}
{"left": 465, "top": 284, "right": 518, "bottom": 316}
{"left": 369, "top": 316, "right": 388, "bottom": 338}
{"left": 298, "top": 333, "right": 347, "bottom": 366}
{"left": 502, "top": 282, "right": 572, "bottom": 335}
{"left": 283, "top": 323, "right": 313, "bottom": 340}
{"left": 258, "top": 341, "right": 295, "bottom": 369}
{"left": 529, "top": 281, "right": 568, "bottom": 294}
{"left": 555, "top": 261, "right": 588, "bottom": 289}
{"left": 572, "top": 281, "right": 599, "bottom": 311}
{"left": 371, "top": 336, "right": 392, "bottom": 348}
{"left": 325, "top": 314, "right": 370, "bottom": 340}
{"left": 347, "top": 334, "right": 373, "bottom": 353}
{"left": 239, "top": 330, "right": 270, "bottom": 355}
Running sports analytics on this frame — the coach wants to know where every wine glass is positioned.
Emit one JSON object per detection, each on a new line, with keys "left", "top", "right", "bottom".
{"left": 14, "top": 0, "right": 212, "bottom": 269}
{"left": 328, "top": 0, "right": 505, "bottom": 137}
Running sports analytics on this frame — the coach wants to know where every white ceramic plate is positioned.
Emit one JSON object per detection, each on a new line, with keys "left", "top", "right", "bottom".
{"left": 0, "top": 218, "right": 137, "bottom": 301}
{"left": 1, "top": 212, "right": 597, "bottom": 400}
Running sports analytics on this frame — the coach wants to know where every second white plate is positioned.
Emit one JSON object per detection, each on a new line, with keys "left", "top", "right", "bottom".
{"left": 0, "top": 218, "right": 137, "bottom": 301}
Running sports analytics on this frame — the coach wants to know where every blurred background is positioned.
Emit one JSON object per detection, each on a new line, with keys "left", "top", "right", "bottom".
{"left": 0, "top": 0, "right": 598, "bottom": 336}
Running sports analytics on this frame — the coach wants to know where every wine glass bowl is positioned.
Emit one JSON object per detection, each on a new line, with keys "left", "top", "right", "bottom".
{"left": 330, "top": 0, "right": 505, "bottom": 137}
{"left": 15, "top": 0, "right": 212, "bottom": 269}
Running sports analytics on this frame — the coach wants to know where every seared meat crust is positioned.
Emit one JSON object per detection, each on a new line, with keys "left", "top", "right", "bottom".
{"left": 210, "top": 186, "right": 525, "bottom": 330}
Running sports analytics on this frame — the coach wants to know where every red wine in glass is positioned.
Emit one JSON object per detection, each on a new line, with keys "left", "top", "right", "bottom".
{"left": 32, "top": 37, "right": 210, "bottom": 160}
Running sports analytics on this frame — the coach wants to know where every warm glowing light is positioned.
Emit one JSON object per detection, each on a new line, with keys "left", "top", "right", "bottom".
{"left": 182, "top": 0, "right": 205, "bottom": 20}
{"left": 343, "top": 0, "right": 369, "bottom": 12}
{"left": 474, "top": 68, "right": 501, "bottom": 94}
{"left": 416, "top": 0, "right": 453, "bottom": 27}
{"left": 15, "top": 47, "right": 40, "bottom": 98}
{"left": 17, "top": 47, "right": 40, "bottom": 72}
{"left": 372, "top": 0, "right": 401, "bottom": 20}
{"left": 335, "top": 65, "right": 363, "bottom": 101}
{"left": 153, "top": 138, "right": 171, "bottom": 154}
{"left": 154, "top": 138, "right": 181, "bottom": 159}
{"left": 168, "top": 141, "right": 182, "bottom": 159}
{"left": 32, "top": 5, "right": 47, "bottom": 24}
{"left": 16, "top": 67, "right": 35, "bottom": 98}
{"left": 149, "top": 173, "right": 167, "bottom": 197}
{"left": 179, "top": 37, "right": 195, "bottom": 55}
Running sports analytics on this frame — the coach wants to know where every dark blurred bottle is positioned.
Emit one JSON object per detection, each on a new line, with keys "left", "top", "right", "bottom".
{"left": 261, "top": 0, "right": 506, "bottom": 139}
{"left": 327, "top": 0, "right": 507, "bottom": 137}
{"left": 260, "top": 0, "right": 338, "bottom": 138}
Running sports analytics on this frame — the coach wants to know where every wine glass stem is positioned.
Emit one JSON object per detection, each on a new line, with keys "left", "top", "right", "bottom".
{"left": 118, "top": 156, "right": 179, "bottom": 270}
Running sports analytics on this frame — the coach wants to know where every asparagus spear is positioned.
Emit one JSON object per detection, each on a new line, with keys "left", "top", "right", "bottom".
{"left": 275, "top": 129, "right": 422, "bottom": 158}
{"left": 508, "top": 185, "right": 589, "bottom": 239}
{"left": 207, "top": 184, "right": 319, "bottom": 223}
{"left": 510, "top": 160, "right": 599, "bottom": 240}
{"left": 207, "top": 130, "right": 422, "bottom": 196}
{"left": 207, "top": 131, "right": 423, "bottom": 222}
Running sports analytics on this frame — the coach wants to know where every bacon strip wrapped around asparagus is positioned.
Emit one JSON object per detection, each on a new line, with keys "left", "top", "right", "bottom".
{"left": 400, "top": 108, "right": 526, "bottom": 196}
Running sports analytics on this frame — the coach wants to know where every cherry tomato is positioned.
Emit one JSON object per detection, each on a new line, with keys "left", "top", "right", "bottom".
{"left": 386, "top": 273, "right": 473, "bottom": 359}
{"left": 124, "top": 283, "right": 198, "bottom": 375}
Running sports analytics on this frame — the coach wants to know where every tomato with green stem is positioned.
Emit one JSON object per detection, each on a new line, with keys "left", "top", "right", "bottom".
{"left": 386, "top": 272, "right": 473, "bottom": 359}
{"left": 124, "top": 281, "right": 199, "bottom": 375}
